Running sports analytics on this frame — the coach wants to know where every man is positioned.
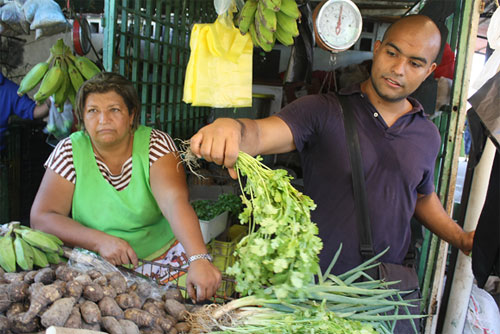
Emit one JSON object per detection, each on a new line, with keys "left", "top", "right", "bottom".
{"left": 0, "top": 71, "right": 50, "bottom": 151}
{"left": 190, "top": 15, "right": 473, "bottom": 278}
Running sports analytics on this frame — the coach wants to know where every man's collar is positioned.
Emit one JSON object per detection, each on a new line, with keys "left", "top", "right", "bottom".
{"left": 0, "top": 72, "right": 5, "bottom": 85}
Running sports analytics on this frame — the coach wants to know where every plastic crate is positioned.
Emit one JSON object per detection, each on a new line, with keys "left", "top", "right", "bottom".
{"left": 208, "top": 224, "right": 247, "bottom": 297}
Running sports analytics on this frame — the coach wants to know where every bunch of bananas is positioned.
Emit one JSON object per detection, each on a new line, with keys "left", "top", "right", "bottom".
{"left": 0, "top": 223, "right": 64, "bottom": 273}
{"left": 236, "top": 0, "right": 301, "bottom": 51}
{"left": 17, "top": 38, "right": 101, "bottom": 110}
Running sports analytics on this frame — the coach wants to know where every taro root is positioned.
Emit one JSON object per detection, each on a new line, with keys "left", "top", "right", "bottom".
{"left": 0, "top": 315, "right": 9, "bottom": 333}
{"left": 22, "top": 283, "right": 63, "bottom": 323}
{"left": 0, "top": 289, "right": 11, "bottom": 313}
{"left": 6, "top": 302, "right": 26, "bottom": 318}
{"left": 80, "top": 300, "right": 101, "bottom": 324}
{"left": 8, "top": 282, "right": 29, "bottom": 302}
{"left": 40, "top": 297, "right": 76, "bottom": 327}
{"left": 64, "top": 306, "right": 82, "bottom": 328}
{"left": 123, "top": 308, "right": 155, "bottom": 327}
{"left": 4, "top": 272, "right": 25, "bottom": 283}
{"left": 74, "top": 274, "right": 92, "bottom": 286}
{"left": 107, "top": 273, "right": 127, "bottom": 294}
{"left": 34, "top": 267, "right": 55, "bottom": 284}
{"left": 23, "top": 270, "right": 38, "bottom": 284}
{"left": 83, "top": 283, "right": 104, "bottom": 302}
{"left": 118, "top": 319, "right": 140, "bottom": 334}
{"left": 142, "top": 301, "right": 165, "bottom": 318}
{"left": 10, "top": 312, "right": 40, "bottom": 333}
{"left": 115, "top": 293, "right": 141, "bottom": 309}
{"left": 99, "top": 296, "right": 124, "bottom": 319}
{"left": 102, "top": 316, "right": 124, "bottom": 334}
{"left": 162, "top": 288, "right": 183, "bottom": 303}
{"left": 164, "top": 299, "right": 188, "bottom": 322}
{"left": 65, "top": 280, "right": 83, "bottom": 299}
{"left": 55, "top": 265, "right": 80, "bottom": 282}
{"left": 94, "top": 275, "right": 108, "bottom": 286}
{"left": 174, "top": 322, "right": 191, "bottom": 333}
{"left": 102, "top": 285, "right": 117, "bottom": 298}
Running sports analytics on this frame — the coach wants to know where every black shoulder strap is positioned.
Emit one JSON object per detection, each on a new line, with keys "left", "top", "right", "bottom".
{"left": 337, "top": 94, "right": 375, "bottom": 261}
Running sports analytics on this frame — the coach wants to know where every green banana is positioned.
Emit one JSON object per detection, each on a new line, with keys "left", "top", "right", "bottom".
{"left": 275, "top": 25, "right": 294, "bottom": 46}
{"left": 32, "top": 246, "right": 49, "bottom": 268}
{"left": 66, "top": 57, "right": 86, "bottom": 93}
{"left": 261, "top": 0, "right": 281, "bottom": 12}
{"left": 279, "top": 0, "right": 300, "bottom": 19}
{"left": 16, "top": 228, "right": 62, "bottom": 254}
{"left": 257, "top": 1, "right": 277, "bottom": 32}
{"left": 248, "top": 22, "right": 261, "bottom": 48}
{"left": 17, "top": 59, "right": 51, "bottom": 96}
{"left": 50, "top": 39, "right": 67, "bottom": 57}
{"left": 255, "top": 14, "right": 275, "bottom": 45}
{"left": 33, "top": 60, "right": 64, "bottom": 103}
{"left": 71, "top": 54, "right": 101, "bottom": 80}
{"left": 276, "top": 10, "right": 299, "bottom": 36}
{"left": 45, "top": 251, "right": 62, "bottom": 265}
{"left": 237, "top": 0, "right": 258, "bottom": 34}
{"left": 53, "top": 61, "right": 70, "bottom": 107}
{"left": 0, "top": 232, "right": 16, "bottom": 272}
{"left": 14, "top": 236, "right": 34, "bottom": 271}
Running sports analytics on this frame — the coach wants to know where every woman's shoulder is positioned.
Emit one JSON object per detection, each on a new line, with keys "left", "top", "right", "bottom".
{"left": 150, "top": 128, "right": 177, "bottom": 152}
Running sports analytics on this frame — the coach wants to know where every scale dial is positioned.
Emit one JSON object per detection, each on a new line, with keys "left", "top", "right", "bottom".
{"left": 313, "top": 0, "right": 363, "bottom": 52}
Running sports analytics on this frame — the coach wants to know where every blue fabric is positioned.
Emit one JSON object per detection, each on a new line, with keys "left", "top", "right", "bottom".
{"left": 277, "top": 84, "right": 441, "bottom": 274}
{"left": 0, "top": 72, "right": 36, "bottom": 150}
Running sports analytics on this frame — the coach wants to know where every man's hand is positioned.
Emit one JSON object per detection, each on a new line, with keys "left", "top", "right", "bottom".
{"left": 459, "top": 230, "right": 475, "bottom": 256}
{"left": 96, "top": 235, "right": 139, "bottom": 267}
{"left": 190, "top": 118, "right": 243, "bottom": 179}
{"left": 186, "top": 259, "right": 222, "bottom": 302}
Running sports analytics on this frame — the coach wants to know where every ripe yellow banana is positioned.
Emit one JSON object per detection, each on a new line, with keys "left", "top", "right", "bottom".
{"left": 17, "top": 59, "right": 51, "bottom": 96}
{"left": 14, "top": 236, "right": 34, "bottom": 271}
{"left": 0, "top": 232, "right": 16, "bottom": 272}
{"left": 279, "top": 0, "right": 300, "bottom": 19}
{"left": 237, "top": 0, "right": 258, "bottom": 34}
{"left": 276, "top": 10, "right": 299, "bottom": 36}
{"left": 33, "top": 60, "right": 64, "bottom": 103}
{"left": 257, "top": 1, "right": 277, "bottom": 32}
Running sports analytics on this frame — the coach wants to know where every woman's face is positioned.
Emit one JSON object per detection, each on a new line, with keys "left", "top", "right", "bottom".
{"left": 83, "top": 91, "right": 134, "bottom": 148}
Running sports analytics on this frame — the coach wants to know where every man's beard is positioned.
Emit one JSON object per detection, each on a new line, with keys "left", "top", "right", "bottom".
{"left": 370, "top": 76, "right": 407, "bottom": 103}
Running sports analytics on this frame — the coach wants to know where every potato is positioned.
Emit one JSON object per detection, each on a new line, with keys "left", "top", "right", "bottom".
{"left": 83, "top": 283, "right": 104, "bottom": 302}
{"left": 99, "top": 296, "right": 124, "bottom": 319}
{"left": 119, "top": 319, "right": 140, "bottom": 334}
{"left": 40, "top": 297, "right": 76, "bottom": 327}
{"left": 80, "top": 300, "right": 101, "bottom": 324}
{"left": 34, "top": 267, "right": 55, "bottom": 284}
{"left": 102, "top": 316, "right": 125, "bottom": 334}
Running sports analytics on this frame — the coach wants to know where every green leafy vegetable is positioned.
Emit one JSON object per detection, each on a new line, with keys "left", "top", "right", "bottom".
{"left": 192, "top": 193, "right": 242, "bottom": 220}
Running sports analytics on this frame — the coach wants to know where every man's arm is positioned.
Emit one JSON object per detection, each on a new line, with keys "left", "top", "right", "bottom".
{"left": 190, "top": 116, "right": 295, "bottom": 178}
{"left": 33, "top": 99, "right": 50, "bottom": 119}
{"left": 414, "top": 192, "right": 474, "bottom": 254}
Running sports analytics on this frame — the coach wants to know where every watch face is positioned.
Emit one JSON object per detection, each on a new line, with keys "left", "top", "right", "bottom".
{"left": 316, "top": 0, "right": 362, "bottom": 51}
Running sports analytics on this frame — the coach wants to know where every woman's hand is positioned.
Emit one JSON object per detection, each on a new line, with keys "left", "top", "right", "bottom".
{"left": 96, "top": 234, "right": 139, "bottom": 267}
{"left": 186, "top": 259, "right": 222, "bottom": 302}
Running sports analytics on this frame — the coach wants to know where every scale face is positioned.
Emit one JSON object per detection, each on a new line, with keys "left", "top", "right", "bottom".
{"left": 313, "top": 0, "right": 363, "bottom": 52}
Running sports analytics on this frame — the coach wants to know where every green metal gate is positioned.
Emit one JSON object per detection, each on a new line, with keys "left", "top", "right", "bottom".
{"left": 103, "top": 0, "right": 216, "bottom": 139}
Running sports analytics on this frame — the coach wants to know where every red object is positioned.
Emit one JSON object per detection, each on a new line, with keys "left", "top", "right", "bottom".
{"left": 73, "top": 18, "right": 84, "bottom": 56}
{"left": 434, "top": 43, "right": 455, "bottom": 80}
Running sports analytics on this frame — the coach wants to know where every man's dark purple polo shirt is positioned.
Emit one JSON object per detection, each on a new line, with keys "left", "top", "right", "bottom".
{"left": 277, "top": 84, "right": 441, "bottom": 274}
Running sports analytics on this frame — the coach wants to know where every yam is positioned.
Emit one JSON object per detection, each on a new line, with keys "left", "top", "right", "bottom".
{"left": 168, "top": 327, "right": 178, "bottom": 334}
{"left": 4, "top": 272, "right": 25, "bottom": 283}
{"left": 162, "top": 289, "right": 183, "bottom": 303}
{"left": 154, "top": 316, "right": 174, "bottom": 332}
{"left": 40, "top": 297, "right": 75, "bottom": 327}
{"left": 164, "top": 299, "right": 188, "bottom": 322}
{"left": 108, "top": 274, "right": 127, "bottom": 294}
{"left": 8, "top": 282, "right": 29, "bottom": 302}
{"left": 52, "top": 280, "right": 67, "bottom": 295}
{"left": 118, "top": 319, "right": 140, "bottom": 334}
{"left": 55, "top": 266, "right": 80, "bottom": 282}
{"left": 0, "top": 315, "right": 9, "bottom": 333}
{"left": 22, "top": 283, "right": 62, "bottom": 323}
{"left": 83, "top": 283, "right": 104, "bottom": 302}
{"left": 34, "top": 268, "right": 55, "bottom": 284}
{"left": 63, "top": 306, "right": 82, "bottom": 328}
{"left": 87, "top": 269, "right": 103, "bottom": 280}
{"left": 10, "top": 312, "right": 39, "bottom": 333}
{"left": 142, "top": 301, "right": 164, "bottom": 318}
{"left": 23, "top": 270, "right": 38, "bottom": 284}
{"left": 102, "top": 285, "right": 117, "bottom": 298}
{"left": 116, "top": 293, "right": 141, "bottom": 309}
{"left": 135, "top": 282, "right": 152, "bottom": 299}
{"left": 74, "top": 274, "right": 92, "bottom": 286}
{"left": 65, "top": 281, "right": 83, "bottom": 299}
{"left": 94, "top": 275, "right": 108, "bottom": 286}
{"left": 174, "top": 322, "right": 190, "bottom": 333}
{"left": 102, "top": 316, "right": 124, "bottom": 334}
{"left": 6, "top": 302, "right": 26, "bottom": 318}
{"left": 0, "top": 289, "right": 11, "bottom": 313}
{"left": 123, "top": 308, "right": 155, "bottom": 327}
{"left": 140, "top": 328, "right": 162, "bottom": 334}
{"left": 99, "top": 296, "right": 124, "bottom": 319}
{"left": 80, "top": 300, "right": 101, "bottom": 324}
{"left": 81, "top": 320, "right": 101, "bottom": 331}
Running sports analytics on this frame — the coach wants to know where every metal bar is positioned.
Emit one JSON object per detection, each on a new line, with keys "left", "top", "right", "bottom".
{"left": 422, "top": 0, "right": 480, "bottom": 333}
{"left": 150, "top": 0, "right": 163, "bottom": 128}
{"left": 160, "top": 1, "right": 172, "bottom": 133}
{"left": 119, "top": 0, "right": 128, "bottom": 75}
{"left": 103, "top": 0, "right": 116, "bottom": 71}
{"left": 168, "top": 1, "right": 181, "bottom": 137}
{"left": 141, "top": 1, "right": 153, "bottom": 126}
{"left": 177, "top": 0, "right": 189, "bottom": 138}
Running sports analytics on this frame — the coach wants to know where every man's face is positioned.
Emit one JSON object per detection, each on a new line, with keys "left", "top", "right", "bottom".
{"left": 370, "top": 28, "right": 438, "bottom": 102}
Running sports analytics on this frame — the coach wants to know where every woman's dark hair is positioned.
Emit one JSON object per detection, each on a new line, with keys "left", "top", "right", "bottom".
{"left": 75, "top": 72, "right": 140, "bottom": 131}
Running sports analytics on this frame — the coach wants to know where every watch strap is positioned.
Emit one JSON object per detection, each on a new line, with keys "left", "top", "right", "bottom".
{"left": 187, "top": 253, "right": 212, "bottom": 265}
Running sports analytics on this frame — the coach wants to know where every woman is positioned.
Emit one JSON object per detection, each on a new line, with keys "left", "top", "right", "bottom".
{"left": 31, "top": 72, "right": 221, "bottom": 301}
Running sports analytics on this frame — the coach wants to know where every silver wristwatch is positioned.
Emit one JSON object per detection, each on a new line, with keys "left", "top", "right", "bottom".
{"left": 187, "top": 253, "right": 213, "bottom": 265}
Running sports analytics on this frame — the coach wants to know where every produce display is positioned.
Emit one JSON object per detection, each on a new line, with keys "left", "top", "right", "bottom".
{"left": 0, "top": 223, "right": 64, "bottom": 273}
{"left": 191, "top": 193, "right": 242, "bottom": 221}
{"left": 16, "top": 38, "right": 101, "bottom": 109}
{"left": 0, "top": 263, "right": 192, "bottom": 333}
{"left": 236, "top": 0, "right": 300, "bottom": 51}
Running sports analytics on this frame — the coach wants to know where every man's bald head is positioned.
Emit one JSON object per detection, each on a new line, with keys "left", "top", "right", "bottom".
{"left": 382, "top": 15, "right": 442, "bottom": 62}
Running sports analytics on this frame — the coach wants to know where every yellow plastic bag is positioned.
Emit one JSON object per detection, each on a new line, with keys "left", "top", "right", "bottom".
{"left": 183, "top": 14, "right": 253, "bottom": 108}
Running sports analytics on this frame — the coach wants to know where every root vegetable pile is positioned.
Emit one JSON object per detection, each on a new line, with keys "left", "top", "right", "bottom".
{"left": 0, "top": 265, "right": 191, "bottom": 333}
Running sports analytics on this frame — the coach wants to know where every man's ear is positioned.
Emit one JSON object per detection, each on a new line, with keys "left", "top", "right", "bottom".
{"left": 373, "top": 40, "right": 382, "bottom": 55}
{"left": 425, "top": 62, "right": 438, "bottom": 79}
